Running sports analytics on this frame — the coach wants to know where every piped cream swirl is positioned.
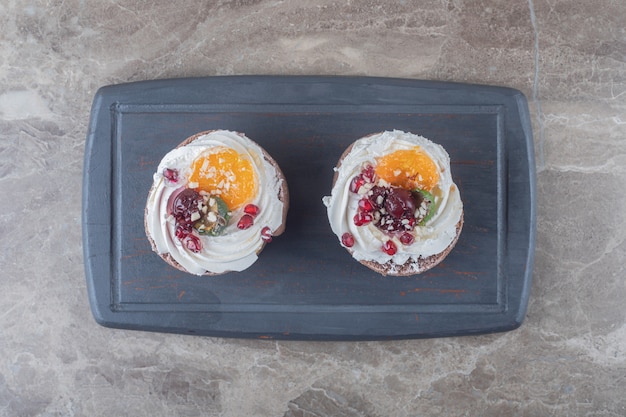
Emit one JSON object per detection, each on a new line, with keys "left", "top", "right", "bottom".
{"left": 146, "top": 130, "right": 286, "bottom": 275}
{"left": 323, "top": 130, "right": 463, "bottom": 270}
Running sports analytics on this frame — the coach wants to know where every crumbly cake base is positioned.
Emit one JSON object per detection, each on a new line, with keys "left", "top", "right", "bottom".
{"left": 355, "top": 212, "right": 463, "bottom": 276}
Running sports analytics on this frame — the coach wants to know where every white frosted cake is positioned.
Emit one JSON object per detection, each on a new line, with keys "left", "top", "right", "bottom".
{"left": 145, "top": 130, "right": 289, "bottom": 275}
{"left": 323, "top": 130, "right": 463, "bottom": 275}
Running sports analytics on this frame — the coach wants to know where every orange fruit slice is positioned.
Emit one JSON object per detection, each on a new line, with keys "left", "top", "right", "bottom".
{"left": 375, "top": 148, "right": 439, "bottom": 191}
{"left": 188, "top": 147, "right": 257, "bottom": 209}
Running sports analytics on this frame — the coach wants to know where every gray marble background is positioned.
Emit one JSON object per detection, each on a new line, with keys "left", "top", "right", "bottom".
{"left": 1, "top": 0, "right": 625, "bottom": 416}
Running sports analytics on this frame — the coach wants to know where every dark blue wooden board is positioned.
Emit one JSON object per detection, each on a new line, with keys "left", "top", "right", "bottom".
{"left": 82, "top": 76, "right": 536, "bottom": 340}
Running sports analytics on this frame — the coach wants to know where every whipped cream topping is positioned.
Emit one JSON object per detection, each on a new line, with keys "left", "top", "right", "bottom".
{"left": 323, "top": 130, "right": 463, "bottom": 272}
{"left": 145, "top": 130, "right": 286, "bottom": 275}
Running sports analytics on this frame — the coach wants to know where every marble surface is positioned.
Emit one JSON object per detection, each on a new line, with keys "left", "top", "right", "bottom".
{"left": 1, "top": 0, "right": 625, "bottom": 416}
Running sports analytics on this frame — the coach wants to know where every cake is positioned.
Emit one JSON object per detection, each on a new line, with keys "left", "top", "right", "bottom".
{"left": 145, "top": 130, "right": 289, "bottom": 275}
{"left": 322, "top": 130, "right": 463, "bottom": 275}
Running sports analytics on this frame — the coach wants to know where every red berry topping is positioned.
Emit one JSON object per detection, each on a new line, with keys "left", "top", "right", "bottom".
{"left": 366, "top": 186, "right": 419, "bottom": 234}
{"left": 362, "top": 164, "right": 376, "bottom": 183}
{"left": 163, "top": 168, "right": 179, "bottom": 182}
{"left": 353, "top": 212, "right": 373, "bottom": 226}
{"left": 341, "top": 232, "right": 355, "bottom": 247}
{"left": 349, "top": 175, "right": 366, "bottom": 193}
{"left": 368, "top": 185, "right": 388, "bottom": 209}
{"left": 171, "top": 189, "right": 202, "bottom": 224}
{"left": 358, "top": 198, "right": 374, "bottom": 213}
{"left": 400, "top": 232, "right": 415, "bottom": 245}
{"left": 385, "top": 188, "right": 416, "bottom": 219}
{"left": 169, "top": 188, "right": 205, "bottom": 252}
{"left": 237, "top": 214, "right": 254, "bottom": 230}
{"left": 244, "top": 204, "right": 260, "bottom": 217}
{"left": 261, "top": 226, "right": 272, "bottom": 242}
{"left": 382, "top": 240, "right": 397, "bottom": 255}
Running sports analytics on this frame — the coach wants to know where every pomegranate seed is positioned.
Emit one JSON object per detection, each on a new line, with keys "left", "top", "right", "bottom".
{"left": 382, "top": 240, "right": 397, "bottom": 255}
{"left": 261, "top": 226, "right": 272, "bottom": 242}
{"left": 163, "top": 168, "right": 179, "bottom": 182}
{"left": 183, "top": 234, "right": 202, "bottom": 253}
{"left": 358, "top": 198, "right": 374, "bottom": 213}
{"left": 400, "top": 232, "right": 415, "bottom": 245}
{"left": 349, "top": 175, "right": 366, "bottom": 193}
{"left": 175, "top": 223, "right": 191, "bottom": 239}
{"left": 362, "top": 164, "right": 376, "bottom": 183}
{"left": 244, "top": 204, "right": 260, "bottom": 217}
{"left": 237, "top": 214, "right": 254, "bottom": 230}
{"left": 353, "top": 212, "right": 373, "bottom": 226}
{"left": 341, "top": 232, "right": 355, "bottom": 247}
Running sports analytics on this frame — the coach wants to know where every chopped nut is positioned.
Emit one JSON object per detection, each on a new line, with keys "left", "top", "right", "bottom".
{"left": 190, "top": 212, "right": 201, "bottom": 222}
{"left": 357, "top": 183, "right": 373, "bottom": 195}
{"left": 207, "top": 212, "right": 217, "bottom": 222}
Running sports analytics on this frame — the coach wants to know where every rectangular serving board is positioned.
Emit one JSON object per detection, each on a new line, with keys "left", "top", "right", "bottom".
{"left": 83, "top": 76, "right": 536, "bottom": 340}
